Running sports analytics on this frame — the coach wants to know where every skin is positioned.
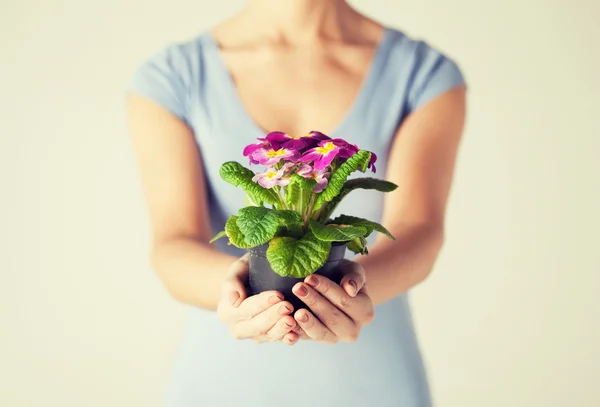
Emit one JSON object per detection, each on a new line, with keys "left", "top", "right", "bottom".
{"left": 127, "top": 0, "right": 466, "bottom": 345}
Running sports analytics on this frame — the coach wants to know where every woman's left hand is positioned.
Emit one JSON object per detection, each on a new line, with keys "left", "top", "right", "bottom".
{"left": 290, "top": 259, "right": 374, "bottom": 344}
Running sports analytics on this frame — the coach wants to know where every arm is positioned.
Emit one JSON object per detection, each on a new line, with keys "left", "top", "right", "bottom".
{"left": 356, "top": 85, "right": 467, "bottom": 305}
{"left": 127, "top": 94, "right": 235, "bottom": 310}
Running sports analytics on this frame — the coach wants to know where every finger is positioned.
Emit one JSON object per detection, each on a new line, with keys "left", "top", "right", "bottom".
{"left": 234, "top": 290, "right": 285, "bottom": 321}
{"left": 338, "top": 260, "right": 367, "bottom": 298}
{"left": 294, "top": 308, "right": 336, "bottom": 344}
{"left": 265, "top": 313, "right": 297, "bottom": 341}
{"left": 304, "top": 274, "right": 358, "bottom": 313}
{"left": 221, "top": 254, "right": 251, "bottom": 307}
{"left": 235, "top": 300, "right": 294, "bottom": 338}
{"left": 293, "top": 282, "right": 355, "bottom": 337}
{"left": 281, "top": 331, "right": 299, "bottom": 345}
{"left": 291, "top": 325, "right": 310, "bottom": 341}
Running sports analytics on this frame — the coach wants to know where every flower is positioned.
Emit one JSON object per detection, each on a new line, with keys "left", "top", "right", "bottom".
{"left": 250, "top": 147, "right": 298, "bottom": 166}
{"left": 331, "top": 138, "right": 359, "bottom": 159}
{"left": 243, "top": 138, "right": 270, "bottom": 164}
{"left": 298, "top": 140, "right": 342, "bottom": 170}
{"left": 367, "top": 152, "right": 377, "bottom": 173}
{"left": 252, "top": 166, "right": 291, "bottom": 188}
{"left": 266, "top": 131, "right": 331, "bottom": 151}
{"left": 297, "top": 164, "right": 330, "bottom": 193}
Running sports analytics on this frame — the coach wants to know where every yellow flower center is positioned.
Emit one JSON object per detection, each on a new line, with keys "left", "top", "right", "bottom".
{"left": 265, "top": 171, "right": 278, "bottom": 179}
{"left": 266, "top": 149, "right": 288, "bottom": 157}
{"left": 315, "top": 142, "right": 336, "bottom": 155}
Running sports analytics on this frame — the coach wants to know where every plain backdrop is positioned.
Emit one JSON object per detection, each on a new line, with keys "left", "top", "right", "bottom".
{"left": 1, "top": 0, "right": 598, "bottom": 406}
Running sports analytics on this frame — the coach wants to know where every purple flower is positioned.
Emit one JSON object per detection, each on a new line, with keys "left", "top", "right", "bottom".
{"left": 265, "top": 131, "right": 332, "bottom": 151}
{"left": 368, "top": 152, "right": 377, "bottom": 173}
{"left": 243, "top": 138, "right": 270, "bottom": 164}
{"left": 252, "top": 166, "right": 291, "bottom": 189}
{"left": 297, "top": 140, "right": 341, "bottom": 170}
{"left": 251, "top": 147, "right": 298, "bottom": 166}
{"left": 297, "top": 164, "right": 330, "bottom": 193}
{"left": 330, "top": 138, "right": 359, "bottom": 159}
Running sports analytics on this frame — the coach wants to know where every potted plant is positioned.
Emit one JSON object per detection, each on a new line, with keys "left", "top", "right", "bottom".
{"left": 210, "top": 131, "right": 397, "bottom": 310}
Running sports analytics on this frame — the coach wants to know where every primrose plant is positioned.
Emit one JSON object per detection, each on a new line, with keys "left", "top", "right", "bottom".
{"left": 211, "top": 131, "right": 397, "bottom": 278}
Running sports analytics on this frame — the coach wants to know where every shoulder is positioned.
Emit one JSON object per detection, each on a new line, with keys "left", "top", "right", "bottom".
{"left": 126, "top": 32, "right": 210, "bottom": 122}
{"left": 385, "top": 27, "right": 466, "bottom": 112}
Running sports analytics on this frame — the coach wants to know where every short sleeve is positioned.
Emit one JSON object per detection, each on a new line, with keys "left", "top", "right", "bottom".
{"left": 127, "top": 44, "right": 192, "bottom": 123}
{"left": 407, "top": 43, "right": 466, "bottom": 112}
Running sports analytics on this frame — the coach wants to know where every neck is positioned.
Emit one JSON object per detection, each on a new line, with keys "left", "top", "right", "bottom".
{"left": 240, "top": 0, "right": 356, "bottom": 44}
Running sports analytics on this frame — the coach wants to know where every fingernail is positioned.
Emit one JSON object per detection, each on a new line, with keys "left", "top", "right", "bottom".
{"left": 347, "top": 280, "right": 357, "bottom": 296}
{"left": 279, "top": 304, "right": 292, "bottom": 315}
{"left": 298, "top": 312, "right": 309, "bottom": 323}
{"left": 285, "top": 320, "right": 294, "bottom": 328}
{"left": 295, "top": 285, "right": 308, "bottom": 297}
{"left": 229, "top": 291, "right": 240, "bottom": 305}
{"left": 305, "top": 276, "right": 318, "bottom": 287}
{"left": 268, "top": 295, "right": 282, "bottom": 304}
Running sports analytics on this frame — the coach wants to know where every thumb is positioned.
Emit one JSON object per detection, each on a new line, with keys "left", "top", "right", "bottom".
{"left": 223, "top": 253, "right": 250, "bottom": 307}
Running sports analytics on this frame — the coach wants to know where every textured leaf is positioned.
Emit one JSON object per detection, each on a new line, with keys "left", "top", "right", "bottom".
{"left": 285, "top": 174, "right": 315, "bottom": 209}
{"left": 224, "top": 216, "right": 253, "bottom": 248}
{"left": 315, "top": 150, "right": 371, "bottom": 209}
{"left": 266, "top": 232, "right": 331, "bottom": 278}
{"left": 328, "top": 215, "right": 395, "bottom": 240}
{"left": 341, "top": 177, "right": 397, "bottom": 194}
{"left": 291, "top": 173, "right": 317, "bottom": 190}
{"left": 309, "top": 220, "right": 367, "bottom": 242}
{"left": 274, "top": 210, "right": 303, "bottom": 226}
{"left": 244, "top": 191, "right": 263, "bottom": 207}
{"left": 219, "top": 161, "right": 279, "bottom": 205}
{"left": 318, "top": 177, "right": 397, "bottom": 221}
{"left": 347, "top": 236, "right": 369, "bottom": 255}
{"left": 209, "top": 230, "right": 227, "bottom": 244}
{"left": 236, "top": 207, "right": 304, "bottom": 247}
{"left": 236, "top": 207, "right": 281, "bottom": 247}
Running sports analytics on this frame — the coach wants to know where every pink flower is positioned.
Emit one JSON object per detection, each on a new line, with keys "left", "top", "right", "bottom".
{"left": 297, "top": 140, "right": 341, "bottom": 170}
{"left": 331, "top": 138, "right": 359, "bottom": 159}
{"left": 243, "top": 138, "right": 270, "bottom": 164}
{"left": 251, "top": 147, "right": 298, "bottom": 166}
{"left": 252, "top": 166, "right": 291, "bottom": 189}
{"left": 297, "top": 164, "right": 330, "bottom": 193}
{"left": 266, "top": 131, "right": 332, "bottom": 151}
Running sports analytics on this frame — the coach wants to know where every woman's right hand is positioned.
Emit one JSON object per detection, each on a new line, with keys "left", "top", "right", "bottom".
{"left": 217, "top": 254, "right": 299, "bottom": 345}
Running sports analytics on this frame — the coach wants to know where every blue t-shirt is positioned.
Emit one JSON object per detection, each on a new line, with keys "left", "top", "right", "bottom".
{"left": 128, "top": 26, "right": 465, "bottom": 407}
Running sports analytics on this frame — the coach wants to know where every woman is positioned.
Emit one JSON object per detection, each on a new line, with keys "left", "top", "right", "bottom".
{"left": 127, "top": 0, "right": 466, "bottom": 405}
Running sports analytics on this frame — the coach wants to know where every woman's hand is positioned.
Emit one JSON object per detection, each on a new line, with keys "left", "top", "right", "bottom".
{"left": 217, "top": 255, "right": 300, "bottom": 345}
{"left": 291, "top": 260, "right": 374, "bottom": 344}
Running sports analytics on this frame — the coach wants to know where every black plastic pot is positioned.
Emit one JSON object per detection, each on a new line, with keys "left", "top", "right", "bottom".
{"left": 248, "top": 242, "right": 347, "bottom": 312}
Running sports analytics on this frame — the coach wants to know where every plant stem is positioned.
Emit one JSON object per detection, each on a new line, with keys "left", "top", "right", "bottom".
{"left": 277, "top": 187, "right": 288, "bottom": 210}
{"left": 303, "top": 193, "right": 316, "bottom": 230}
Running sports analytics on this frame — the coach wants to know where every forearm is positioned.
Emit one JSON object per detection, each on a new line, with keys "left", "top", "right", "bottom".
{"left": 151, "top": 237, "right": 237, "bottom": 310}
{"left": 355, "top": 221, "right": 444, "bottom": 306}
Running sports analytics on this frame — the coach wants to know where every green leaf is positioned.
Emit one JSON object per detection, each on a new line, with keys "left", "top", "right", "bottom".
{"left": 244, "top": 191, "right": 264, "bottom": 207}
{"left": 274, "top": 210, "right": 303, "bottom": 226}
{"left": 317, "top": 177, "right": 397, "bottom": 221}
{"left": 347, "top": 236, "right": 369, "bottom": 255}
{"left": 236, "top": 207, "right": 281, "bottom": 247}
{"left": 309, "top": 220, "right": 367, "bottom": 242}
{"left": 328, "top": 215, "right": 395, "bottom": 240}
{"left": 342, "top": 177, "right": 398, "bottom": 194}
{"left": 224, "top": 216, "right": 253, "bottom": 248}
{"left": 236, "top": 207, "right": 304, "bottom": 247}
{"left": 209, "top": 230, "right": 227, "bottom": 244}
{"left": 219, "top": 161, "right": 279, "bottom": 205}
{"left": 266, "top": 232, "right": 332, "bottom": 278}
{"left": 314, "top": 150, "right": 371, "bottom": 209}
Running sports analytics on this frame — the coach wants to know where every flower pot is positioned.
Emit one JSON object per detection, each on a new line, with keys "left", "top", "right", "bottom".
{"left": 248, "top": 243, "right": 347, "bottom": 312}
